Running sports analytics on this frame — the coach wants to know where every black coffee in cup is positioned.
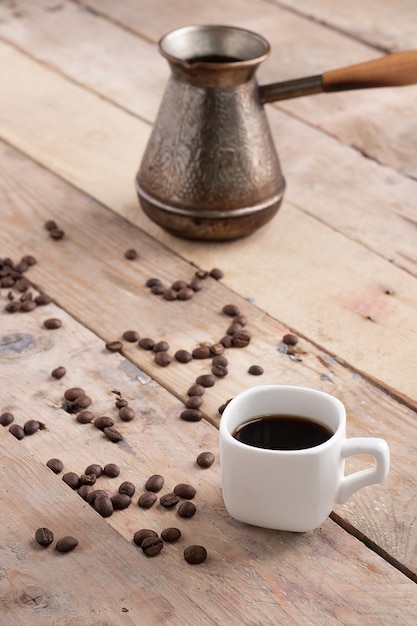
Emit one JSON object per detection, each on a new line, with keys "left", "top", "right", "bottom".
{"left": 232, "top": 414, "right": 333, "bottom": 450}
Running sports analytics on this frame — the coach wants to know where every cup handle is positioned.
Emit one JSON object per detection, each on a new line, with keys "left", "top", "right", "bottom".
{"left": 337, "top": 437, "right": 390, "bottom": 504}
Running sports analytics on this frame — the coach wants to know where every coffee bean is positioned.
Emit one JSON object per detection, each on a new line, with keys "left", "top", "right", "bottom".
{"left": 19, "top": 291, "right": 33, "bottom": 302}
{"left": 111, "top": 493, "right": 131, "bottom": 510}
{"left": 49, "top": 228, "right": 65, "bottom": 240}
{"left": 184, "top": 545, "right": 207, "bottom": 564}
{"left": 9, "top": 424, "right": 25, "bottom": 439}
{"left": 174, "top": 484, "right": 196, "bottom": 499}
{"left": 5, "top": 301, "right": 21, "bottom": 313}
{"left": 115, "top": 398, "right": 128, "bottom": 409}
{"left": 86, "top": 489, "right": 108, "bottom": 505}
{"left": 80, "top": 473, "right": 96, "bottom": 486}
{"left": 64, "top": 387, "right": 85, "bottom": 401}
{"left": 161, "top": 527, "right": 181, "bottom": 542}
{"left": 35, "top": 294, "right": 52, "bottom": 305}
{"left": 218, "top": 398, "right": 232, "bottom": 415}
{"left": 151, "top": 283, "right": 165, "bottom": 295}
{"left": 177, "top": 287, "right": 194, "bottom": 300}
{"left": 185, "top": 396, "right": 203, "bottom": 409}
{"left": 104, "top": 426, "right": 123, "bottom": 443}
{"left": 133, "top": 529, "right": 158, "bottom": 547}
{"left": 209, "top": 268, "right": 224, "bottom": 280}
{"left": 192, "top": 345, "right": 212, "bottom": 359}
{"left": 212, "top": 355, "right": 228, "bottom": 367}
{"left": 222, "top": 304, "right": 240, "bottom": 317}
{"left": 46, "top": 458, "right": 64, "bottom": 474}
{"left": 220, "top": 335, "right": 233, "bottom": 348}
{"left": 283, "top": 333, "right": 299, "bottom": 346}
{"left": 171, "top": 280, "right": 188, "bottom": 291}
{"left": 145, "top": 278, "right": 161, "bottom": 288}
{"left": 73, "top": 395, "right": 92, "bottom": 410}
{"left": 119, "top": 481, "right": 135, "bottom": 497}
{"left": 43, "top": 318, "right": 62, "bottom": 329}
{"left": 211, "top": 364, "right": 228, "bottom": 378}
{"left": 21, "top": 255, "right": 36, "bottom": 266}
{"left": 195, "top": 374, "right": 215, "bottom": 388}
{"left": 55, "top": 536, "right": 78, "bottom": 553}
{"left": 105, "top": 340, "right": 122, "bottom": 352}
{"left": 78, "top": 484, "right": 95, "bottom": 500}
{"left": 23, "top": 420, "right": 41, "bottom": 435}
{"left": 51, "top": 366, "right": 66, "bottom": 379}
{"left": 145, "top": 474, "right": 164, "bottom": 492}
{"left": 142, "top": 536, "right": 163, "bottom": 556}
{"left": 232, "top": 330, "right": 251, "bottom": 347}
{"left": 160, "top": 493, "right": 180, "bottom": 508}
{"left": 62, "top": 472, "right": 80, "bottom": 489}
{"left": 0, "top": 412, "right": 14, "bottom": 426}
{"left": 122, "top": 330, "right": 139, "bottom": 342}
{"left": 175, "top": 349, "right": 193, "bottom": 363}
{"left": 119, "top": 406, "right": 135, "bottom": 422}
{"left": 188, "top": 277, "right": 203, "bottom": 291}
{"left": 248, "top": 364, "right": 264, "bottom": 376}
{"left": 180, "top": 409, "right": 203, "bottom": 422}
{"left": 94, "top": 494, "right": 114, "bottom": 517}
{"left": 227, "top": 322, "right": 242, "bottom": 335}
{"left": 153, "top": 340, "right": 169, "bottom": 353}
{"left": 44, "top": 219, "right": 58, "bottom": 231}
{"left": 94, "top": 416, "right": 114, "bottom": 430}
{"left": 138, "top": 491, "right": 157, "bottom": 509}
{"left": 21, "top": 300, "right": 37, "bottom": 312}
{"left": 210, "top": 343, "right": 225, "bottom": 356}
{"left": 124, "top": 248, "right": 139, "bottom": 260}
{"left": 85, "top": 463, "right": 103, "bottom": 477}
{"left": 154, "top": 352, "right": 171, "bottom": 366}
{"left": 138, "top": 337, "right": 155, "bottom": 350}
{"left": 163, "top": 288, "right": 178, "bottom": 301}
{"left": 103, "top": 463, "right": 120, "bottom": 478}
{"left": 178, "top": 501, "right": 197, "bottom": 518}
{"left": 76, "top": 410, "right": 95, "bottom": 424}
{"left": 196, "top": 451, "right": 215, "bottom": 469}
{"left": 15, "top": 277, "right": 30, "bottom": 292}
{"left": 187, "top": 384, "right": 205, "bottom": 397}
{"left": 35, "top": 527, "right": 54, "bottom": 546}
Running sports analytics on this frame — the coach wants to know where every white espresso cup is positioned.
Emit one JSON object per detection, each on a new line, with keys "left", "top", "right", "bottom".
{"left": 219, "top": 385, "right": 390, "bottom": 532}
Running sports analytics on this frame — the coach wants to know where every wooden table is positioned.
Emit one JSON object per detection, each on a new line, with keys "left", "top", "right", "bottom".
{"left": 1, "top": 1, "right": 417, "bottom": 624}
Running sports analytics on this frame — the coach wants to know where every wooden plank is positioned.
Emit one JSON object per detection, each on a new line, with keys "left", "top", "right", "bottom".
{"left": 1, "top": 141, "right": 417, "bottom": 578}
{"left": 1, "top": 292, "right": 417, "bottom": 625}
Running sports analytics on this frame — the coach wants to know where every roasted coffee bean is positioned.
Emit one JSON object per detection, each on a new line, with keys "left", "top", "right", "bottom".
{"left": 188, "top": 277, "right": 203, "bottom": 291}
{"left": 220, "top": 335, "right": 233, "bottom": 348}
{"left": 145, "top": 278, "right": 161, "bottom": 288}
{"left": 222, "top": 304, "right": 240, "bottom": 317}
{"left": 111, "top": 493, "right": 131, "bottom": 510}
{"left": 180, "top": 409, "right": 203, "bottom": 422}
{"left": 49, "top": 228, "right": 65, "bottom": 240}
{"left": 94, "top": 416, "right": 114, "bottom": 430}
{"left": 192, "top": 345, "right": 212, "bottom": 359}
{"left": 248, "top": 364, "right": 264, "bottom": 376}
{"left": 19, "top": 291, "right": 33, "bottom": 302}
{"left": 119, "top": 406, "right": 135, "bottom": 422}
{"left": 64, "top": 387, "right": 85, "bottom": 401}
{"left": 0, "top": 412, "right": 14, "bottom": 426}
{"left": 124, "top": 248, "right": 138, "bottom": 260}
{"left": 227, "top": 322, "right": 243, "bottom": 335}
{"left": 105, "top": 340, "right": 122, "bottom": 352}
{"left": 73, "top": 395, "right": 92, "bottom": 410}
{"left": 76, "top": 410, "right": 95, "bottom": 424}
{"left": 218, "top": 398, "right": 232, "bottom": 415}
{"left": 162, "top": 288, "right": 178, "bottom": 301}
{"left": 209, "top": 268, "right": 224, "bottom": 280}
{"left": 55, "top": 536, "right": 78, "bottom": 553}
{"left": 21, "top": 255, "right": 36, "bottom": 266}
{"left": 35, "top": 293, "right": 52, "bottom": 305}
{"left": 185, "top": 396, "right": 204, "bottom": 409}
{"left": 115, "top": 398, "right": 128, "bottom": 409}
{"left": 103, "top": 463, "right": 120, "bottom": 478}
{"left": 196, "top": 451, "right": 215, "bottom": 469}
{"left": 85, "top": 463, "right": 103, "bottom": 477}
{"left": 187, "top": 384, "right": 205, "bottom": 397}
{"left": 151, "top": 283, "right": 165, "bottom": 295}
{"left": 184, "top": 545, "right": 207, "bottom": 564}
{"left": 175, "top": 349, "right": 193, "bottom": 363}
{"left": 7, "top": 291, "right": 14, "bottom": 301}
{"left": 212, "top": 355, "right": 228, "bottom": 367}
{"left": 178, "top": 501, "right": 197, "bottom": 518}
{"left": 62, "top": 472, "right": 80, "bottom": 489}
{"left": 153, "top": 340, "right": 169, "bottom": 353}
{"left": 282, "top": 333, "right": 299, "bottom": 346}
{"left": 43, "top": 318, "right": 62, "bottom": 330}
{"left": 5, "top": 301, "right": 21, "bottom": 313}
{"left": 9, "top": 424, "right": 25, "bottom": 440}
{"left": 78, "top": 484, "right": 94, "bottom": 500}
{"left": 35, "top": 527, "right": 54, "bottom": 546}
{"left": 104, "top": 426, "right": 123, "bottom": 443}
{"left": 232, "top": 330, "right": 251, "bottom": 348}
{"left": 119, "top": 481, "right": 135, "bottom": 497}
{"left": 171, "top": 280, "right": 188, "bottom": 291}
{"left": 160, "top": 493, "right": 180, "bottom": 508}
{"left": 138, "top": 491, "right": 157, "bottom": 509}
{"left": 161, "top": 527, "right": 181, "bottom": 542}
{"left": 44, "top": 219, "right": 58, "bottom": 231}
{"left": 15, "top": 277, "right": 30, "bottom": 292}
{"left": 174, "top": 484, "right": 196, "bottom": 499}
{"left": 177, "top": 287, "right": 194, "bottom": 300}
{"left": 154, "top": 352, "right": 171, "bottom": 366}
{"left": 133, "top": 529, "right": 158, "bottom": 547}
{"left": 80, "top": 473, "right": 96, "bottom": 486}
{"left": 195, "top": 269, "right": 208, "bottom": 279}
{"left": 122, "top": 330, "right": 139, "bottom": 342}
{"left": 21, "top": 300, "right": 37, "bottom": 312}
{"left": 23, "top": 420, "right": 41, "bottom": 435}
{"left": 51, "top": 366, "right": 66, "bottom": 379}
{"left": 46, "top": 458, "right": 64, "bottom": 474}
{"left": 210, "top": 343, "right": 225, "bottom": 356}
{"left": 142, "top": 536, "right": 163, "bottom": 556}
{"left": 211, "top": 364, "right": 228, "bottom": 378}
{"left": 94, "top": 494, "right": 114, "bottom": 517}
{"left": 138, "top": 337, "right": 155, "bottom": 350}
{"left": 145, "top": 474, "right": 164, "bottom": 492}
{"left": 86, "top": 489, "right": 108, "bottom": 505}
{"left": 195, "top": 374, "right": 215, "bottom": 388}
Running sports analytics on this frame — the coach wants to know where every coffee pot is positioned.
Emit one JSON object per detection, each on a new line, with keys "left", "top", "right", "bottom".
{"left": 136, "top": 25, "right": 417, "bottom": 241}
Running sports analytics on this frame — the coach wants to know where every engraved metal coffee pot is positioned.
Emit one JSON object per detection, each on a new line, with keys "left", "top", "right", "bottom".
{"left": 136, "top": 25, "right": 417, "bottom": 241}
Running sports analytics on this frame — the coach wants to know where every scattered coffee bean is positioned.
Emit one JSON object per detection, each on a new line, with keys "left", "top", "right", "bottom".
{"left": 196, "top": 451, "right": 215, "bottom": 469}
{"left": 188, "top": 277, "right": 203, "bottom": 291}
{"left": 35, "top": 294, "right": 52, "bottom": 305}
{"left": 124, "top": 248, "right": 139, "bottom": 260}
{"left": 175, "top": 349, "right": 193, "bottom": 363}
{"left": 222, "top": 304, "right": 240, "bottom": 317}
{"left": 220, "top": 335, "right": 233, "bottom": 348}
{"left": 160, "top": 493, "right": 180, "bottom": 508}
{"left": 195, "top": 269, "right": 208, "bottom": 279}
{"left": 15, "top": 277, "right": 30, "bottom": 292}
{"left": 49, "top": 228, "right": 65, "bottom": 240}
{"left": 171, "top": 280, "right": 188, "bottom": 291}
{"left": 62, "top": 472, "right": 80, "bottom": 489}
{"left": 0, "top": 412, "right": 14, "bottom": 426}
{"left": 122, "top": 330, "right": 139, "bottom": 342}
{"left": 248, "top": 364, "right": 264, "bottom": 376}
{"left": 64, "top": 387, "right": 85, "bottom": 401}
{"left": 35, "top": 527, "right": 54, "bottom": 546}
{"left": 151, "top": 283, "right": 166, "bottom": 295}
{"left": 145, "top": 474, "right": 164, "bottom": 492}
{"left": 142, "top": 536, "right": 163, "bottom": 557}
{"left": 104, "top": 426, "right": 123, "bottom": 443}
{"left": 138, "top": 337, "right": 155, "bottom": 350}
{"left": 133, "top": 529, "right": 158, "bottom": 547}
{"left": 283, "top": 333, "right": 299, "bottom": 346}
{"left": 80, "top": 473, "right": 96, "bottom": 486}
{"left": 227, "top": 322, "right": 242, "bottom": 335}
{"left": 178, "top": 501, "right": 197, "bottom": 518}
{"left": 103, "top": 463, "right": 120, "bottom": 478}
{"left": 232, "top": 329, "right": 251, "bottom": 347}
{"left": 138, "top": 491, "right": 157, "bottom": 509}
{"left": 210, "top": 343, "right": 225, "bottom": 356}
{"left": 55, "top": 536, "right": 78, "bottom": 553}
{"left": 115, "top": 398, "right": 128, "bottom": 409}
{"left": 5, "top": 301, "right": 21, "bottom": 313}
{"left": 111, "top": 493, "right": 132, "bottom": 510}
{"left": 23, "top": 420, "right": 41, "bottom": 435}
{"left": 218, "top": 398, "right": 232, "bottom": 415}
{"left": 9, "top": 424, "right": 25, "bottom": 440}
{"left": 195, "top": 374, "right": 215, "bottom": 388}
{"left": 85, "top": 463, "right": 102, "bottom": 477}
{"left": 76, "top": 410, "right": 95, "bottom": 424}
{"left": 177, "top": 287, "right": 194, "bottom": 300}
{"left": 192, "top": 345, "right": 212, "bottom": 359}
{"left": 185, "top": 396, "right": 204, "bottom": 409}
{"left": 21, "top": 255, "right": 36, "bottom": 266}
{"left": 86, "top": 489, "right": 108, "bottom": 505}
{"left": 94, "top": 416, "right": 114, "bottom": 431}
{"left": 163, "top": 288, "right": 178, "bottom": 301}
{"left": 211, "top": 364, "right": 228, "bottom": 378}
{"left": 119, "top": 406, "right": 135, "bottom": 422}
{"left": 209, "top": 268, "right": 224, "bottom": 280}
{"left": 180, "top": 409, "right": 203, "bottom": 422}
{"left": 184, "top": 545, "right": 207, "bottom": 564}
{"left": 21, "top": 300, "right": 37, "bottom": 312}
{"left": 73, "top": 395, "right": 92, "bottom": 410}
{"left": 161, "top": 527, "right": 181, "bottom": 542}
{"left": 78, "top": 484, "right": 95, "bottom": 500}
{"left": 174, "top": 484, "right": 196, "bottom": 499}
{"left": 145, "top": 278, "right": 161, "bottom": 288}
{"left": 51, "top": 366, "right": 66, "bottom": 379}
{"left": 94, "top": 494, "right": 114, "bottom": 517}
{"left": 212, "top": 355, "right": 228, "bottom": 367}
{"left": 43, "top": 318, "right": 62, "bottom": 330}
{"left": 119, "top": 481, "right": 135, "bottom": 497}
{"left": 46, "top": 458, "right": 64, "bottom": 474}
{"left": 105, "top": 340, "right": 123, "bottom": 352}
{"left": 44, "top": 220, "right": 57, "bottom": 231}
{"left": 153, "top": 340, "right": 169, "bottom": 353}
{"left": 155, "top": 352, "right": 172, "bottom": 366}
{"left": 187, "top": 384, "right": 205, "bottom": 397}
